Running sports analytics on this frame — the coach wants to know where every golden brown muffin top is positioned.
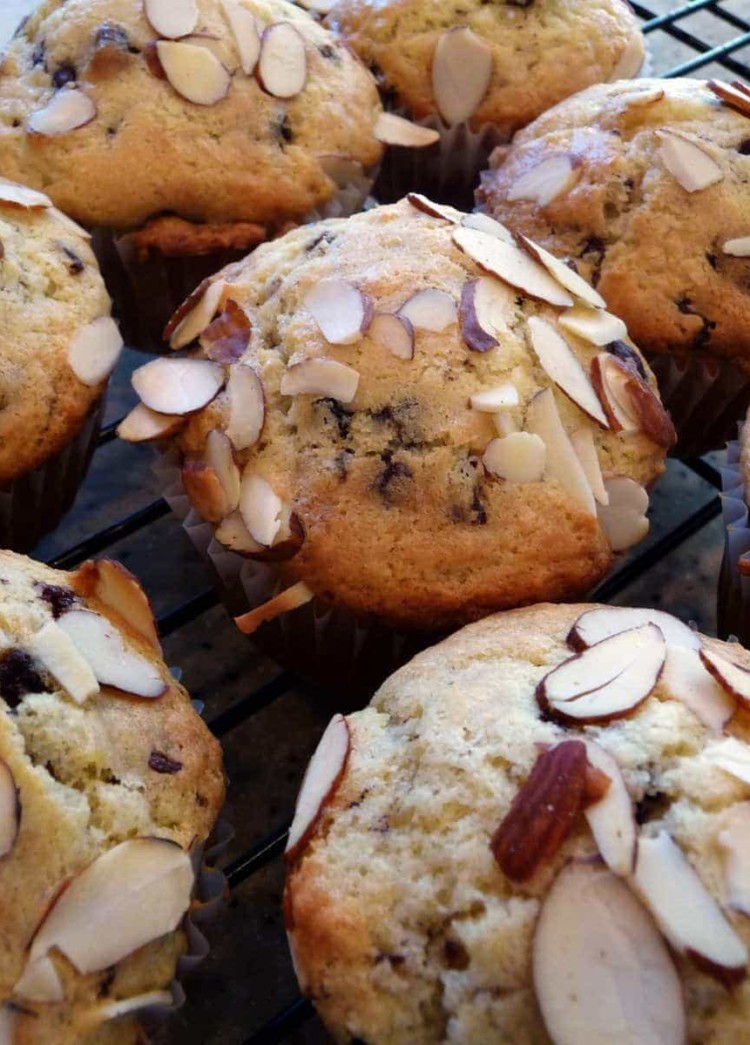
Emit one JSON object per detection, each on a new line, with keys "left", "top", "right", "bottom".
{"left": 286, "top": 602, "right": 750, "bottom": 1043}
{"left": 0, "top": 0, "right": 384, "bottom": 230}
{"left": 0, "top": 550, "right": 225, "bottom": 1044}
{"left": 0, "top": 179, "right": 119, "bottom": 483}
{"left": 478, "top": 77, "right": 750, "bottom": 362}
{"left": 122, "top": 199, "right": 672, "bottom": 630}
{"left": 327, "top": 0, "right": 644, "bottom": 133}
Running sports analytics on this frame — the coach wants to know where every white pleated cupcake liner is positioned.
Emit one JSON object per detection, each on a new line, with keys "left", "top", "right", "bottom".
{"left": 155, "top": 452, "right": 433, "bottom": 702}
{"left": 645, "top": 352, "right": 750, "bottom": 459}
{"left": 718, "top": 428, "right": 750, "bottom": 644}
{"left": 92, "top": 170, "right": 379, "bottom": 356}
{"left": 0, "top": 398, "right": 104, "bottom": 553}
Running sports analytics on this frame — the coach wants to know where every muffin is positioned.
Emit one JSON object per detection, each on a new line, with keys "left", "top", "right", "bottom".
{"left": 0, "top": 176, "right": 122, "bottom": 552}
{"left": 478, "top": 76, "right": 750, "bottom": 456}
{"left": 0, "top": 0, "right": 394, "bottom": 352}
{"left": 120, "top": 197, "right": 673, "bottom": 692}
{"left": 327, "top": 0, "right": 646, "bottom": 207}
{"left": 285, "top": 601, "right": 750, "bottom": 1043}
{"left": 0, "top": 549, "right": 225, "bottom": 1043}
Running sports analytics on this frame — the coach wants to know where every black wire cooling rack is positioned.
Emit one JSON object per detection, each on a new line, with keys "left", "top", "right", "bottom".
{"left": 32, "top": 3, "right": 750, "bottom": 1042}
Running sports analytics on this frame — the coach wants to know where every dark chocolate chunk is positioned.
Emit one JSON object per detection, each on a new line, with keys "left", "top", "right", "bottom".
{"left": 376, "top": 452, "right": 413, "bottom": 503}
{"left": 316, "top": 397, "right": 354, "bottom": 440}
{"left": 94, "top": 22, "right": 136, "bottom": 53}
{"left": 61, "top": 245, "right": 84, "bottom": 275}
{"left": 31, "top": 41, "right": 46, "bottom": 69}
{"left": 606, "top": 339, "right": 646, "bottom": 380}
{"left": 0, "top": 650, "right": 47, "bottom": 709}
{"left": 443, "top": 938, "right": 470, "bottom": 970}
{"left": 274, "top": 113, "right": 294, "bottom": 145}
{"left": 51, "top": 63, "right": 77, "bottom": 89}
{"left": 738, "top": 138, "right": 750, "bottom": 155}
{"left": 148, "top": 751, "right": 183, "bottom": 775}
{"left": 34, "top": 581, "right": 78, "bottom": 619}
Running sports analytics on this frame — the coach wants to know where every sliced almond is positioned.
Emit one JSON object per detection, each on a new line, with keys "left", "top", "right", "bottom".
{"left": 28, "top": 838, "right": 193, "bottom": 975}
{"left": 520, "top": 238, "right": 606, "bottom": 310}
{"left": 14, "top": 955, "right": 64, "bottom": 1003}
{"left": 303, "top": 279, "right": 372, "bottom": 345}
{"left": 295, "top": 0, "right": 335, "bottom": 11}
{"left": 200, "top": 299, "right": 251, "bottom": 363}
{"left": 494, "top": 412, "right": 518, "bottom": 437}
{"left": 633, "top": 831, "right": 748, "bottom": 987}
{"left": 28, "top": 88, "right": 97, "bottom": 135}
{"left": 591, "top": 352, "right": 675, "bottom": 447}
{"left": 285, "top": 714, "right": 350, "bottom": 860}
{"left": 708, "top": 79, "right": 750, "bottom": 119}
{"left": 182, "top": 460, "right": 231, "bottom": 523}
{"left": 221, "top": 0, "right": 261, "bottom": 75}
{"left": 658, "top": 129, "right": 724, "bottom": 193}
{"left": 470, "top": 382, "right": 519, "bottom": 412}
{"left": 369, "top": 312, "right": 414, "bottom": 360}
{"left": 225, "top": 363, "right": 265, "bottom": 450}
{"left": 68, "top": 317, "right": 123, "bottom": 387}
{"left": 373, "top": 112, "right": 440, "bottom": 148}
{"left": 459, "top": 276, "right": 515, "bottom": 353}
{"left": 170, "top": 279, "right": 226, "bottom": 350}
{"left": 0, "top": 180, "right": 52, "bottom": 209}
{"left": 452, "top": 227, "right": 573, "bottom": 307}
{"left": 239, "top": 471, "right": 283, "bottom": 547}
{"left": 608, "top": 33, "right": 646, "bottom": 80}
{"left": 662, "top": 647, "right": 735, "bottom": 732}
{"left": 460, "top": 212, "right": 514, "bottom": 243}
{"left": 398, "top": 289, "right": 456, "bottom": 332}
{"left": 569, "top": 428, "right": 608, "bottom": 506}
{"left": 569, "top": 606, "right": 701, "bottom": 651}
{"left": 525, "top": 388, "right": 596, "bottom": 517}
{"left": 57, "top": 610, "right": 167, "bottom": 698}
{"left": 702, "top": 736, "right": 750, "bottom": 786}
{"left": 597, "top": 475, "right": 649, "bottom": 552}
{"left": 483, "top": 432, "right": 545, "bottom": 483}
{"left": 157, "top": 41, "right": 231, "bottom": 106}
{"left": 132, "top": 358, "right": 225, "bottom": 415}
{"left": 582, "top": 741, "right": 636, "bottom": 876}
{"left": 117, "top": 404, "right": 186, "bottom": 443}
{"left": 27, "top": 621, "right": 99, "bottom": 704}
{"left": 0, "top": 759, "right": 19, "bottom": 860}
{"left": 623, "top": 85, "right": 665, "bottom": 107}
{"left": 215, "top": 511, "right": 265, "bottom": 555}
{"left": 235, "top": 580, "right": 314, "bottom": 636}
{"left": 95, "top": 990, "right": 174, "bottom": 1024}
{"left": 528, "top": 316, "right": 608, "bottom": 427}
{"left": 534, "top": 861, "right": 685, "bottom": 1045}
{"left": 406, "top": 193, "right": 463, "bottom": 223}
{"left": 257, "top": 23, "right": 307, "bottom": 99}
{"left": 701, "top": 646, "right": 750, "bottom": 709}
{"left": 318, "top": 154, "right": 366, "bottom": 189}
{"left": 537, "top": 624, "right": 666, "bottom": 724}
{"left": 559, "top": 306, "right": 628, "bottom": 347}
{"left": 280, "top": 358, "right": 359, "bottom": 404}
{"left": 506, "top": 155, "right": 581, "bottom": 207}
{"left": 719, "top": 804, "right": 750, "bottom": 915}
{"left": 723, "top": 237, "right": 750, "bottom": 257}
{"left": 145, "top": 0, "right": 198, "bottom": 39}
{"left": 431, "top": 27, "right": 492, "bottom": 126}
{"left": 73, "top": 560, "right": 160, "bottom": 651}
{"left": 205, "top": 429, "right": 240, "bottom": 511}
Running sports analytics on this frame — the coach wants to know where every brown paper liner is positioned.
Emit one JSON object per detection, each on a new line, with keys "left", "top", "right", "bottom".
{"left": 0, "top": 399, "right": 104, "bottom": 553}
{"left": 92, "top": 173, "right": 378, "bottom": 356}
{"left": 155, "top": 454, "right": 439, "bottom": 706}
{"left": 646, "top": 352, "right": 750, "bottom": 459}
{"left": 717, "top": 431, "right": 750, "bottom": 644}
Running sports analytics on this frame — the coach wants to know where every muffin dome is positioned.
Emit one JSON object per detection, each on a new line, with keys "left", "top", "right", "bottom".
{"left": 286, "top": 602, "right": 750, "bottom": 1043}
{"left": 0, "top": 550, "right": 225, "bottom": 1043}
{"left": 122, "top": 199, "right": 672, "bottom": 630}
{"left": 327, "top": 0, "right": 645, "bottom": 134}
{"left": 0, "top": 178, "right": 119, "bottom": 483}
{"left": 478, "top": 77, "right": 750, "bottom": 362}
{"left": 0, "top": 0, "right": 384, "bottom": 231}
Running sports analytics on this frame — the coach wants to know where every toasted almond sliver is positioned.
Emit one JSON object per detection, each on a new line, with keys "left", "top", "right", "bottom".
{"left": 506, "top": 155, "right": 580, "bottom": 207}
{"left": 145, "top": 0, "right": 198, "bottom": 39}
{"left": 117, "top": 404, "right": 186, "bottom": 443}
{"left": 558, "top": 307, "right": 628, "bottom": 347}
{"left": 0, "top": 180, "right": 52, "bottom": 209}
{"left": 431, "top": 27, "right": 493, "bottom": 126}
{"left": 170, "top": 280, "right": 226, "bottom": 349}
{"left": 221, "top": 0, "right": 261, "bottom": 75}
{"left": 657, "top": 129, "right": 724, "bottom": 193}
{"left": 519, "top": 237, "right": 606, "bottom": 310}
{"left": 723, "top": 236, "right": 750, "bottom": 257}
{"left": 235, "top": 581, "right": 314, "bottom": 635}
{"left": 257, "top": 23, "right": 307, "bottom": 99}
{"left": 28, "top": 88, "right": 97, "bottom": 136}
{"left": 157, "top": 41, "right": 231, "bottom": 106}
{"left": 452, "top": 226, "right": 573, "bottom": 307}
{"left": 373, "top": 112, "right": 440, "bottom": 148}
{"left": 68, "top": 317, "right": 124, "bottom": 387}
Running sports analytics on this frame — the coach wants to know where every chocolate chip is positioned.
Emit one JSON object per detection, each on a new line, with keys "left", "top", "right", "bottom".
{"left": 31, "top": 41, "right": 46, "bottom": 70}
{"left": 635, "top": 791, "right": 669, "bottom": 825}
{"left": 51, "top": 64, "right": 77, "bottom": 89}
{"left": 306, "top": 230, "right": 336, "bottom": 253}
{"left": 506, "top": 0, "right": 534, "bottom": 7}
{"left": 676, "top": 295, "right": 693, "bottom": 315}
{"left": 470, "top": 485, "right": 488, "bottom": 526}
{"left": 738, "top": 138, "right": 750, "bottom": 155}
{"left": 580, "top": 237, "right": 605, "bottom": 256}
{"left": 61, "top": 245, "right": 84, "bottom": 275}
{"left": 317, "top": 44, "right": 340, "bottom": 63}
{"left": 376, "top": 453, "right": 413, "bottom": 503}
{"left": 97, "top": 967, "right": 117, "bottom": 998}
{"left": 148, "top": 751, "right": 183, "bottom": 774}
{"left": 443, "top": 938, "right": 470, "bottom": 970}
{"left": 94, "top": 22, "right": 136, "bottom": 53}
{"left": 274, "top": 113, "right": 294, "bottom": 145}
{"left": 606, "top": 339, "right": 646, "bottom": 380}
{"left": 706, "top": 251, "right": 718, "bottom": 271}
{"left": 316, "top": 397, "right": 354, "bottom": 439}
{"left": 0, "top": 650, "right": 47, "bottom": 709}
{"left": 34, "top": 582, "right": 78, "bottom": 619}
{"left": 674, "top": 297, "right": 716, "bottom": 349}
{"left": 335, "top": 449, "right": 352, "bottom": 482}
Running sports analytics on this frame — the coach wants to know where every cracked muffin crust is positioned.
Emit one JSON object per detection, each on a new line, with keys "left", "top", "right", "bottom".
{"left": 0, "top": 550, "right": 225, "bottom": 1044}
{"left": 326, "top": 0, "right": 645, "bottom": 136}
{"left": 478, "top": 77, "right": 750, "bottom": 364}
{"left": 0, "top": 0, "right": 384, "bottom": 234}
{"left": 285, "top": 602, "right": 750, "bottom": 1043}
{"left": 122, "top": 199, "right": 671, "bottom": 632}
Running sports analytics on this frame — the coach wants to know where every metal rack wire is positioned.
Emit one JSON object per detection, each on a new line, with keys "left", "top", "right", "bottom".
{"left": 38, "top": 4, "right": 750, "bottom": 1041}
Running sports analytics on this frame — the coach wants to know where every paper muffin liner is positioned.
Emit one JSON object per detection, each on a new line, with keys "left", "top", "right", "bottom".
{"left": 645, "top": 352, "right": 750, "bottom": 459}
{"left": 91, "top": 172, "right": 378, "bottom": 356}
{"left": 155, "top": 453, "right": 438, "bottom": 704}
{"left": 717, "top": 428, "right": 750, "bottom": 645}
{"left": 0, "top": 398, "right": 104, "bottom": 554}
